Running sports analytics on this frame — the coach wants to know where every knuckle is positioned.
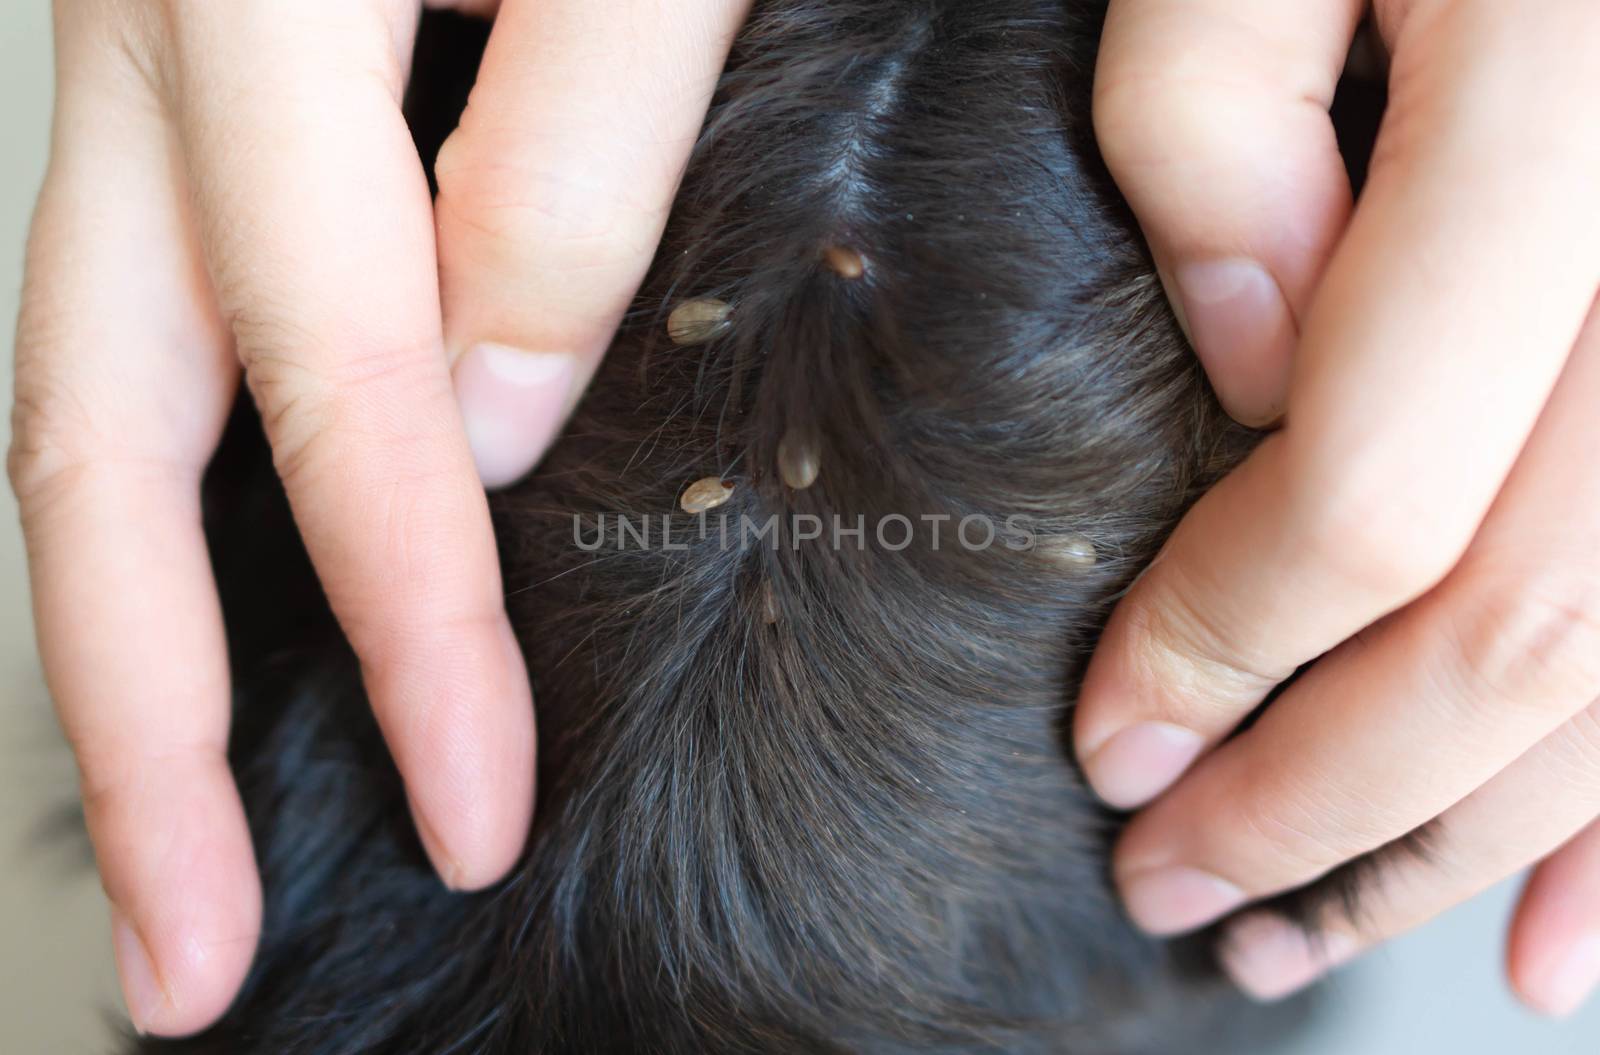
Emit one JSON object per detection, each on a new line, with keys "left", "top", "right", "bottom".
{"left": 1232, "top": 766, "right": 1393, "bottom": 881}
{"left": 10, "top": 255, "right": 84, "bottom": 506}
{"left": 7, "top": 361, "right": 101, "bottom": 512}
{"left": 433, "top": 128, "right": 648, "bottom": 355}
{"left": 1092, "top": 70, "right": 1204, "bottom": 170}
{"left": 1301, "top": 515, "right": 1430, "bottom": 602}
{"left": 69, "top": 726, "right": 190, "bottom": 831}
{"left": 1231, "top": 790, "right": 1337, "bottom": 881}
{"left": 343, "top": 601, "right": 502, "bottom": 678}
{"left": 71, "top": 734, "right": 225, "bottom": 862}
{"left": 9, "top": 304, "right": 213, "bottom": 519}
{"left": 1548, "top": 705, "right": 1600, "bottom": 790}
{"left": 1444, "top": 565, "right": 1600, "bottom": 712}
{"left": 238, "top": 325, "right": 453, "bottom": 491}
{"left": 239, "top": 339, "right": 484, "bottom": 624}
{"left": 241, "top": 354, "right": 330, "bottom": 488}
{"left": 1292, "top": 457, "right": 1468, "bottom": 604}
{"left": 1124, "top": 570, "right": 1286, "bottom": 719}
{"left": 70, "top": 735, "right": 145, "bottom": 822}
{"left": 434, "top": 124, "right": 660, "bottom": 263}
{"left": 1093, "top": 19, "right": 1322, "bottom": 174}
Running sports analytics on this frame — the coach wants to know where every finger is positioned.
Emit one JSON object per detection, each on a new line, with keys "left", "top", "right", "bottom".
{"left": 12, "top": 26, "right": 254, "bottom": 1034}
{"left": 437, "top": 0, "right": 750, "bottom": 487}
{"left": 1076, "top": 0, "right": 1600, "bottom": 810}
{"left": 1509, "top": 820, "right": 1600, "bottom": 1017}
{"left": 1216, "top": 698, "right": 1600, "bottom": 1002}
{"left": 1112, "top": 303, "right": 1600, "bottom": 933}
{"left": 171, "top": 1, "right": 534, "bottom": 888}
{"left": 1095, "top": 0, "right": 1364, "bottom": 424}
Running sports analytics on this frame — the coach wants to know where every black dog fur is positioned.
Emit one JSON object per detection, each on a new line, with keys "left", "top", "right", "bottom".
{"left": 125, "top": 1, "right": 1376, "bottom": 1050}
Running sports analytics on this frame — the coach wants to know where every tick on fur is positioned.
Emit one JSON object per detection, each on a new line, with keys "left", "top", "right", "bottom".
{"left": 1041, "top": 533, "right": 1098, "bottom": 568}
{"left": 681, "top": 477, "right": 735, "bottom": 514}
{"left": 667, "top": 298, "right": 733, "bottom": 346}
{"left": 777, "top": 432, "right": 821, "bottom": 490}
{"left": 823, "top": 245, "right": 866, "bottom": 279}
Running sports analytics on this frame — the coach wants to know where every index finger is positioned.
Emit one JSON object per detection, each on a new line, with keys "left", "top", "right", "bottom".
{"left": 172, "top": 1, "right": 535, "bottom": 887}
{"left": 1074, "top": 0, "right": 1600, "bottom": 809}
{"left": 437, "top": 0, "right": 750, "bottom": 487}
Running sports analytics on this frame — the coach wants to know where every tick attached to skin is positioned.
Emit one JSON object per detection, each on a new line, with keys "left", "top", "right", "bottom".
{"left": 777, "top": 432, "right": 821, "bottom": 490}
{"left": 667, "top": 298, "right": 733, "bottom": 346}
{"left": 681, "top": 477, "right": 735, "bottom": 514}
{"left": 824, "top": 245, "right": 866, "bottom": 280}
{"left": 1040, "top": 533, "right": 1097, "bottom": 568}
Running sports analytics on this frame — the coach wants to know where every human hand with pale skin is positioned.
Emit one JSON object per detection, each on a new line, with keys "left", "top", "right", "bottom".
{"left": 9, "top": 0, "right": 748, "bottom": 1036}
{"left": 1084, "top": 0, "right": 1600, "bottom": 1017}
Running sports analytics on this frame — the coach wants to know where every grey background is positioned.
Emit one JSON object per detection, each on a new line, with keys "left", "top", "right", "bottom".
{"left": 1, "top": 2, "right": 1597, "bottom": 1051}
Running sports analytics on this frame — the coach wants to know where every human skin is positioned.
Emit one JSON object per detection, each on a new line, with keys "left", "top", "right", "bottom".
{"left": 1082, "top": 0, "right": 1600, "bottom": 1016}
{"left": 9, "top": 0, "right": 747, "bottom": 1036}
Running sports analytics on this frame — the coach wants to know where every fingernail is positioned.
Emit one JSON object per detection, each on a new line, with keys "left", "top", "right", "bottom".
{"left": 1120, "top": 866, "right": 1247, "bottom": 935}
{"left": 1528, "top": 934, "right": 1600, "bottom": 1018}
{"left": 454, "top": 343, "right": 575, "bottom": 489}
{"left": 1172, "top": 258, "right": 1295, "bottom": 427}
{"left": 409, "top": 798, "right": 469, "bottom": 891}
{"left": 111, "top": 909, "right": 168, "bottom": 1034}
{"left": 1083, "top": 722, "right": 1205, "bottom": 809}
{"left": 1221, "top": 913, "right": 1359, "bottom": 1001}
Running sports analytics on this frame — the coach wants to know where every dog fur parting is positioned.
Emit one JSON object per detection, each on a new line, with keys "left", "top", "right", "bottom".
{"left": 126, "top": 1, "right": 1387, "bottom": 1051}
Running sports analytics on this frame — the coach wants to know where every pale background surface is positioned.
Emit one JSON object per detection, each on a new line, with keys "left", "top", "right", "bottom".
{"left": 2, "top": 2, "right": 1598, "bottom": 1052}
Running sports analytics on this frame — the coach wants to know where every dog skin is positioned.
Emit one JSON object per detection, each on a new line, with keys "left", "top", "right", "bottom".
{"left": 123, "top": 2, "right": 1386, "bottom": 1051}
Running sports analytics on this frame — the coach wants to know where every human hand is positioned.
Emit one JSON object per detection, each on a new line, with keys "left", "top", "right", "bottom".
{"left": 10, "top": 0, "right": 745, "bottom": 1035}
{"left": 1084, "top": 0, "right": 1600, "bottom": 1014}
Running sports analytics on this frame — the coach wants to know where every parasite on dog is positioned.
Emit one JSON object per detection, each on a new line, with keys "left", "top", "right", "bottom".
{"left": 681, "top": 477, "right": 735, "bottom": 514}
{"left": 776, "top": 432, "right": 821, "bottom": 490}
{"left": 667, "top": 298, "right": 734, "bottom": 346}
{"left": 823, "top": 245, "right": 866, "bottom": 280}
{"left": 1040, "top": 533, "right": 1098, "bottom": 568}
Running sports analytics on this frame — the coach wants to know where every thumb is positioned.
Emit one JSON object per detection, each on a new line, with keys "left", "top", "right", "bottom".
{"left": 437, "top": 0, "right": 750, "bottom": 488}
{"left": 1094, "top": 0, "right": 1364, "bottom": 425}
